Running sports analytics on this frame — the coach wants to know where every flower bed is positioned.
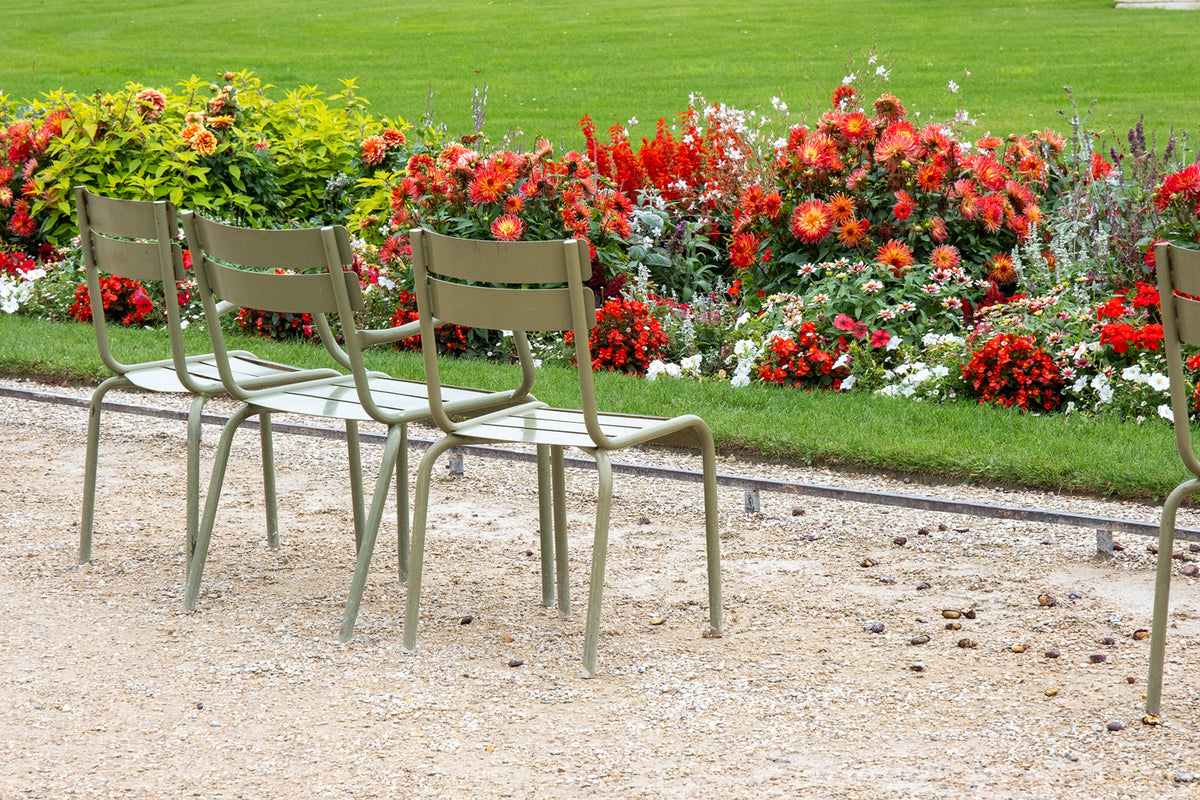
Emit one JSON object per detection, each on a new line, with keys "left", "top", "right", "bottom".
{"left": 2, "top": 63, "right": 1199, "bottom": 422}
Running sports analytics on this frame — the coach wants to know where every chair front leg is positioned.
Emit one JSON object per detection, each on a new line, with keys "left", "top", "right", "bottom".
{"left": 402, "top": 435, "right": 462, "bottom": 654}
{"left": 1146, "top": 478, "right": 1200, "bottom": 717}
{"left": 552, "top": 444, "right": 570, "bottom": 619}
{"left": 698, "top": 423, "right": 724, "bottom": 637}
{"left": 339, "top": 424, "right": 405, "bottom": 642}
{"left": 536, "top": 444, "right": 555, "bottom": 607}
{"left": 345, "top": 419, "right": 365, "bottom": 551}
{"left": 581, "top": 450, "right": 613, "bottom": 679}
{"left": 395, "top": 423, "right": 409, "bottom": 583}
{"left": 184, "top": 394, "right": 208, "bottom": 562}
{"left": 259, "top": 410, "right": 279, "bottom": 549}
{"left": 185, "top": 406, "right": 258, "bottom": 612}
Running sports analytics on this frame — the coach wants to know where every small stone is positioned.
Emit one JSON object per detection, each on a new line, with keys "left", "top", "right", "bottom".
{"left": 945, "top": 622, "right": 962, "bottom": 631}
{"left": 1191, "top": 543, "right": 1200, "bottom": 553}
{"left": 878, "top": 576, "right": 896, "bottom": 585}
{"left": 649, "top": 617, "right": 666, "bottom": 626}
{"left": 916, "top": 581, "right": 932, "bottom": 591}
{"left": 637, "top": 517, "right": 651, "bottom": 525}
{"left": 1126, "top": 676, "right": 1137, "bottom": 684}
{"left": 1112, "top": 541, "right": 1125, "bottom": 552}
{"left": 1142, "top": 714, "right": 1162, "bottom": 726}
{"left": 954, "top": 527, "right": 969, "bottom": 533}
{"left": 910, "top": 634, "right": 931, "bottom": 646}
{"left": 963, "top": 609, "right": 977, "bottom": 620}
{"left": 460, "top": 615, "right": 474, "bottom": 625}
{"left": 1100, "top": 636, "right": 1117, "bottom": 646}
{"left": 501, "top": 633, "right": 514, "bottom": 643}
{"left": 917, "top": 527, "right": 931, "bottom": 536}
{"left": 1068, "top": 591, "right": 1082, "bottom": 600}
{"left": 1089, "top": 653, "right": 1107, "bottom": 664}
{"left": 1182, "top": 564, "right": 1200, "bottom": 577}
{"left": 791, "top": 507, "right": 805, "bottom": 516}
{"left": 508, "top": 658, "right": 525, "bottom": 668}
{"left": 1044, "top": 648, "right": 1061, "bottom": 659}
{"left": 1045, "top": 688, "right": 1058, "bottom": 697}
{"left": 860, "top": 557, "right": 877, "bottom": 568}
{"left": 196, "top": 702, "right": 204, "bottom": 710}
{"left": 957, "top": 638, "right": 976, "bottom": 649}
{"left": 937, "top": 523, "right": 948, "bottom": 531}
{"left": 941, "top": 609, "right": 961, "bottom": 619}
{"left": 910, "top": 663, "right": 926, "bottom": 672}
{"left": 1132, "top": 629, "right": 1150, "bottom": 641}
{"left": 524, "top": 549, "right": 534, "bottom": 557}
{"left": 1173, "top": 773, "right": 1196, "bottom": 784}
{"left": 1106, "top": 720, "right": 1124, "bottom": 732}
{"left": 1148, "top": 543, "right": 1159, "bottom": 555}
{"left": 1038, "top": 594, "right": 1057, "bottom": 607}
{"left": 1173, "top": 549, "right": 1186, "bottom": 560}
{"left": 869, "top": 622, "right": 886, "bottom": 634}
{"left": 1010, "top": 644, "right": 1027, "bottom": 653}
{"left": 892, "top": 536, "right": 908, "bottom": 547}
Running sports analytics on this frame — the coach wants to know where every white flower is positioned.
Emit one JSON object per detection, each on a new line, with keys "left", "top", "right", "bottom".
{"left": 932, "top": 365, "right": 950, "bottom": 378}
{"left": 1146, "top": 373, "right": 1170, "bottom": 392}
{"left": 833, "top": 354, "right": 851, "bottom": 370}
{"left": 1159, "top": 404, "right": 1175, "bottom": 422}
{"left": 681, "top": 354, "right": 702, "bottom": 376}
{"left": 770, "top": 96, "right": 788, "bottom": 113}
{"left": 646, "top": 360, "right": 668, "bottom": 381}
{"left": 842, "top": 73, "right": 856, "bottom": 85}
{"left": 735, "top": 312, "right": 751, "bottom": 329}
{"left": 731, "top": 373, "right": 750, "bottom": 388}
{"left": 733, "top": 338, "right": 758, "bottom": 358}
{"left": 861, "top": 279, "right": 883, "bottom": 293}
{"left": 887, "top": 336, "right": 902, "bottom": 352}
{"left": 1121, "top": 365, "right": 1143, "bottom": 382}
{"left": 948, "top": 80, "right": 959, "bottom": 93}
{"left": 627, "top": 116, "right": 639, "bottom": 127}
{"left": 840, "top": 374, "right": 856, "bottom": 391}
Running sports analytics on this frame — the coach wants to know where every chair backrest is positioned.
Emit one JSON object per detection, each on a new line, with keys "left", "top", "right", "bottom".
{"left": 1155, "top": 241, "right": 1200, "bottom": 477}
{"left": 410, "top": 228, "right": 610, "bottom": 440}
{"left": 74, "top": 186, "right": 194, "bottom": 383}
{"left": 180, "top": 211, "right": 386, "bottom": 410}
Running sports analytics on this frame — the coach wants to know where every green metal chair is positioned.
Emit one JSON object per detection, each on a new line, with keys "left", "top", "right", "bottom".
{"left": 404, "top": 228, "right": 724, "bottom": 677}
{"left": 1147, "top": 240, "right": 1200, "bottom": 717}
{"left": 75, "top": 187, "right": 338, "bottom": 565}
{"left": 180, "top": 212, "right": 526, "bottom": 636}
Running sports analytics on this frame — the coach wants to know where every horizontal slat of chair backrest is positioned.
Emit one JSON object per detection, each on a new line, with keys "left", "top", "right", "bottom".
{"left": 190, "top": 214, "right": 354, "bottom": 271}
{"left": 425, "top": 277, "right": 582, "bottom": 332}
{"left": 82, "top": 191, "right": 173, "bottom": 242}
{"left": 88, "top": 233, "right": 178, "bottom": 284}
{"left": 418, "top": 229, "right": 592, "bottom": 284}
{"left": 201, "top": 258, "right": 363, "bottom": 315}
{"left": 1166, "top": 245, "right": 1200, "bottom": 347}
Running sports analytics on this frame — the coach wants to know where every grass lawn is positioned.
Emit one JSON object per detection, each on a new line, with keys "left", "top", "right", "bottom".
{"left": 4, "top": 0, "right": 1200, "bottom": 145}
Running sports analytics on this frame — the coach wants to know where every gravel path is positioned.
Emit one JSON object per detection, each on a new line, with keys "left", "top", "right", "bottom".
{"left": 2, "top": 376, "right": 1200, "bottom": 798}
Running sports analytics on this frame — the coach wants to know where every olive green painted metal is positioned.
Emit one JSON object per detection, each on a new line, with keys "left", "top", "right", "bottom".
{"left": 406, "top": 229, "right": 724, "bottom": 677}
{"left": 74, "top": 187, "right": 334, "bottom": 566}
{"left": 1147, "top": 241, "right": 1200, "bottom": 717}
{"left": 178, "top": 212, "right": 526, "bottom": 637}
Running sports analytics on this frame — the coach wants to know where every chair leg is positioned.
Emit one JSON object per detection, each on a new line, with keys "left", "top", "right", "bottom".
{"left": 79, "top": 376, "right": 126, "bottom": 564}
{"left": 581, "top": 450, "right": 614, "bottom": 678}
{"left": 340, "top": 424, "right": 405, "bottom": 642}
{"left": 551, "top": 445, "right": 570, "bottom": 619}
{"left": 185, "top": 406, "right": 258, "bottom": 612}
{"left": 698, "top": 424, "right": 724, "bottom": 637}
{"left": 536, "top": 444, "right": 555, "bottom": 607}
{"left": 395, "top": 424, "right": 409, "bottom": 583}
{"left": 259, "top": 411, "right": 280, "bottom": 549}
{"left": 1146, "top": 478, "right": 1200, "bottom": 716}
{"left": 346, "top": 420, "right": 365, "bottom": 552}
{"left": 402, "top": 435, "right": 461, "bottom": 654}
{"left": 184, "top": 394, "right": 207, "bottom": 562}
